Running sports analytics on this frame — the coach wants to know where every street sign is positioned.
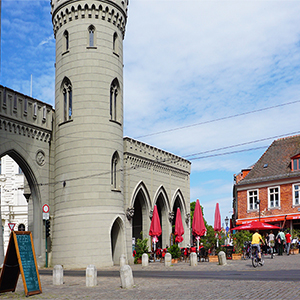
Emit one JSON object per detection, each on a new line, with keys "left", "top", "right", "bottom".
{"left": 8, "top": 223, "right": 16, "bottom": 231}
{"left": 43, "top": 213, "right": 49, "bottom": 220}
{"left": 42, "top": 204, "right": 49, "bottom": 213}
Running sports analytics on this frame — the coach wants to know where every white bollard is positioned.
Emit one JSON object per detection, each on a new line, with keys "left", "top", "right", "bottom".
{"left": 165, "top": 253, "right": 172, "bottom": 267}
{"left": 120, "top": 265, "right": 134, "bottom": 289}
{"left": 53, "top": 265, "right": 63, "bottom": 285}
{"left": 142, "top": 253, "right": 149, "bottom": 267}
{"left": 86, "top": 265, "right": 97, "bottom": 287}
{"left": 120, "top": 254, "right": 126, "bottom": 267}
{"left": 190, "top": 252, "right": 197, "bottom": 266}
{"left": 218, "top": 251, "right": 227, "bottom": 265}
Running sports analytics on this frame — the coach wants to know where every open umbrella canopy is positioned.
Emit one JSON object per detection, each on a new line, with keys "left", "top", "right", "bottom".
{"left": 174, "top": 207, "right": 184, "bottom": 243}
{"left": 231, "top": 221, "right": 281, "bottom": 231}
{"left": 214, "top": 203, "right": 221, "bottom": 232}
{"left": 192, "top": 199, "right": 207, "bottom": 238}
{"left": 149, "top": 205, "right": 162, "bottom": 242}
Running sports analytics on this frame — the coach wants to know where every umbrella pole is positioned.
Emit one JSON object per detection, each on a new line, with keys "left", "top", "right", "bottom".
{"left": 154, "top": 241, "right": 156, "bottom": 261}
{"left": 197, "top": 238, "right": 199, "bottom": 255}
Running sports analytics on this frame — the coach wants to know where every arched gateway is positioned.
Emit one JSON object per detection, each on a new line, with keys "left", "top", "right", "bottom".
{"left": 0, "top": 1, "right": 191, "bottom": 268}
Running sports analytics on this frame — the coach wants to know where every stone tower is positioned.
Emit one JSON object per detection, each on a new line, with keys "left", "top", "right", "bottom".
{"left": 50, "top": 0, "right": 128, "bottom": 268}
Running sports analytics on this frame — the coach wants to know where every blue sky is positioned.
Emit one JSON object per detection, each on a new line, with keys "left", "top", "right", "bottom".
{"left": 1, "top": 0, "right": 300, "bottom": 226}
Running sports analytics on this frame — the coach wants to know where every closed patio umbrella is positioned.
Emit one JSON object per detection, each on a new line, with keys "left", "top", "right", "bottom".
{"left": 214, "top": 203, "right": 221, "bottom": 247}
{"left": 174, "top": 207, "right": 184, "bottom": 243}
{"left": 149, "top": 205, "right": 162, "bottom": 257}
{"left": 192, "top": 199, "right": 206, "bottom": 251}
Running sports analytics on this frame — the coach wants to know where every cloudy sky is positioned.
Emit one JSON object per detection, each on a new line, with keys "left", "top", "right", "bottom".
{"left": 1, "top": 0, "right": 300, "bottom": 226}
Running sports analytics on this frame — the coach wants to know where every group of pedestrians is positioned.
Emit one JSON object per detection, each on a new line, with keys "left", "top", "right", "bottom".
{"left": 256, "top": 229, "right": 294, "bottom": 257}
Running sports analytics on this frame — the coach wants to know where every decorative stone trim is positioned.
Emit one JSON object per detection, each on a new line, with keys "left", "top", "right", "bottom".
{"left": 0, "top": 117, "right": 52, "bottom": 143}
{"left": 36, "top": 150, "right": 46, "bottom": 166}
{"left": 149, "top": 210, "right": 153, "bottom": 220}
{"left": 126, "top": 207, "right": 134, "bottom": 220}
{"left": 185, "top": 213, "right": 190, "bottom": 226}
{"left": 51, "top": 1, "right": 127, "bottom": 38}
{"left": 168, "top": 211, "right": 174, "bottom": 223}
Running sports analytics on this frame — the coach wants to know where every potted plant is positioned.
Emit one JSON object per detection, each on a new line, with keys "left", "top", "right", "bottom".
{"left": 134, "top": 234, "right": 149, "bottom": 264}
{"left": 232, "top": 230, "right": 252, "bottom": 259}
{"left": 168, "top": 244, "right": 181, "bottom": 263}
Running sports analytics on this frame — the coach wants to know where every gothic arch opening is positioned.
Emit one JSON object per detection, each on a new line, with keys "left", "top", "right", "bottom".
{"left": 0, "top": 150, "right": 42, "bottom": 259}
{"left": 172, "top": 191, "right": 185, "bottom": 228}
{"left": 132, "top": 184, "right": 150, "bottom": 243}
{"left": 155, "top": 189, "right": 169, "bottom": 249}
{"left": 110, "top": 217, "right": 124, "bottom": 265}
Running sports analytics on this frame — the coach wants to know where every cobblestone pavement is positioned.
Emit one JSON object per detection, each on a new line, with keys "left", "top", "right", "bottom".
{"left": 1, "top": 254, "right": 300, "bottom": 299}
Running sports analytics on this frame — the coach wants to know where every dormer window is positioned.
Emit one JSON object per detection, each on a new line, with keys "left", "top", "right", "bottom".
{"left": 291, "top": 154, "right": 300, "bottom": 171}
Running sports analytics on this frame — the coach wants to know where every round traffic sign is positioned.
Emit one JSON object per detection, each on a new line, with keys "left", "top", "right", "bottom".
{"left": 42, "top": 204, "right": 50, "bottom": 213}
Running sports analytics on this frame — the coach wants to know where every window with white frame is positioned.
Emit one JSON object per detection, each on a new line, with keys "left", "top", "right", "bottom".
{"left": 268, "top": 187, "right": 280, "bottom": 208}
{"left": 248, "top": 190, "right": 258, "bottom": 210}
{"left": 293, "top": 184, "right": 300, "bottom": 206}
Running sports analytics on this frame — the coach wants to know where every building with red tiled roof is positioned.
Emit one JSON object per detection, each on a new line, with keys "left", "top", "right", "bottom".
{"left": 232, "top": 135, "right": 300, "bottom": 231}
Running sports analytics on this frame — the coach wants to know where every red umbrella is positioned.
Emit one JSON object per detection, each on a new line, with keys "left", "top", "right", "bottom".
{"left": 214, "top": 203, "right": 221, "bottom": 232}
{"left": 149, "top": 205, "right": 162, "bottom": 244}
{"left": 231, "top": 221, "right": 281, "bottom": 231}
{"left": 192, "top": 199, "right": 207, "bottom": 239}
{"left": 174, "top": 208, "right": 184, "bottom": 243}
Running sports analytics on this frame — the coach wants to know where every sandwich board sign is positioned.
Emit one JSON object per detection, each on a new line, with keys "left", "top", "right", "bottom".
{"left": 0, "top": 231, "right": 42, "bottom": 296}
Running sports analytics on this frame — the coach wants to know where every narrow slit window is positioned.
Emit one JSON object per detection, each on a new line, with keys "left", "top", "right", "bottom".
{"left": 88, "top": 25, "right": 95, "bottom": 47}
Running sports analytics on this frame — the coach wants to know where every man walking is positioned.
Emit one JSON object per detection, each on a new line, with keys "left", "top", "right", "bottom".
{"left": 285, "top": 230, "right": 292, "bottom": 256}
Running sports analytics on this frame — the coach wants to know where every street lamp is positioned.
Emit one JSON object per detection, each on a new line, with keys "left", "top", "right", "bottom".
{"left": 256, "top": 199, "right": 261, "bottom": 221}
{"left": 225, "top": 216, "right": 229, "bottom": 228}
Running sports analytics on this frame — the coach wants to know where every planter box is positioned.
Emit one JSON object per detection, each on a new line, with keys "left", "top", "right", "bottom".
{"left": 232, "top": 254, "right": 242, "bottom": 260}
{"left": 290, "top": 248, "right": 299, "bottom": 255}
{"left": 171, "top": 258, "right": 179, "bottom": 264}
{"left": 209, "top": 255, "right": 218, "bottom": 263}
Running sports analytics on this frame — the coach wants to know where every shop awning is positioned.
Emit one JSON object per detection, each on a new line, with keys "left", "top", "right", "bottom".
{"left": 236, "top": 213, "right": 300, "bottom": 225}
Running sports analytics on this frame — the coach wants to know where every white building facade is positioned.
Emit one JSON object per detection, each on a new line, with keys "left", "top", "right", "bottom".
{"left": 0, "top": 155, "right": 28, "bottom": 253}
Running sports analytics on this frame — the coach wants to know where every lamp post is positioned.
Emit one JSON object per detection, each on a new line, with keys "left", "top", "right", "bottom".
{"left": 256, "top": 199, "right": 261, "bottom": 221}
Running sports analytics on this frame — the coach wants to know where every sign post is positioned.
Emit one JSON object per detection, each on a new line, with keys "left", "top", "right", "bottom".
{"left": 42, "top": 204, "right": 50, "bottom": 268}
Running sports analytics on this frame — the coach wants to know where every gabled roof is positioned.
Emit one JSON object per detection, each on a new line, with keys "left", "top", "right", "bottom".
{"left": 237, "top": 135, "right": 300, "bottom": 185}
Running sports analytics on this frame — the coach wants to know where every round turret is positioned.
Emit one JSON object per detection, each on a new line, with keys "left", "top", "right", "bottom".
{"left": 51, "top": 0, "right": 128, "bottom": 268}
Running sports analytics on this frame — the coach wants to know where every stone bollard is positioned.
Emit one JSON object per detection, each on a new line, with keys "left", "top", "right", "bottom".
{"left": 142, "top": 253, "right": 149, "bottom": 267}
{"left": 53, "top": 265, "right": 63, "bottom": 285}
{"left": 218, "top": 251, "right": 227, "bottom": 265}
{"left": 165, "top": 253, "right": 172, "bottom": 267}
{"left": 120, "top": 265, "right": 134, "bottom": 289}
{"left": 190, "top": 252, "right": 197, "bottom": 266}
{"left": 86, "top": 265, "right": 97, "bottom": 287}
{"left": 120, "top": 254, "right": 126, "bottom": 267}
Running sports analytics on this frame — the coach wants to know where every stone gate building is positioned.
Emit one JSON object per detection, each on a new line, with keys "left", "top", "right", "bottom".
{"left": 0, "top": 0, "right": 191, "bottom": 268}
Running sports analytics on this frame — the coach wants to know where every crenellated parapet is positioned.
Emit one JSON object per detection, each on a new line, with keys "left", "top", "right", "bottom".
{"left": 51, "top": 0, "right": 128, "bottom": 38}
{"left": 124, "top": 137, "right": 191, "bottom": 176}
{"left": 0, "top": 85, "right": 53, "bottom": 143}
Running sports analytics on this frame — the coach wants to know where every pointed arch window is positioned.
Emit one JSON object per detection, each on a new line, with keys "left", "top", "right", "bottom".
{"left": 61, "top": 78, "right": 73, "bottom": 122}
{"left": 63, "top": 30, "right": 69, "bottom": 52}
{"left": 111, "top": 151, "right": 120, "bottom": 190}
{"left": 110, "top": 78, "right": 120, "bottom": 123}
{"left": 113, "top": 32, "right": 118, "bottom": 55}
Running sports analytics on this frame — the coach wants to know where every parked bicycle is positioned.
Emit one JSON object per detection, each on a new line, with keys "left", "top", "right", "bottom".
{"left": 242, "top": 241, "right": 252, "bottom": 260}
{"left": 252, "top": 245, "right": 264, "bottom": 267}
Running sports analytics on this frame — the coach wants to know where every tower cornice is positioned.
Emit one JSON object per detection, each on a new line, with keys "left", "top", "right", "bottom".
{"left": 51, "top": 0, "right": 128, "bottom": 38}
